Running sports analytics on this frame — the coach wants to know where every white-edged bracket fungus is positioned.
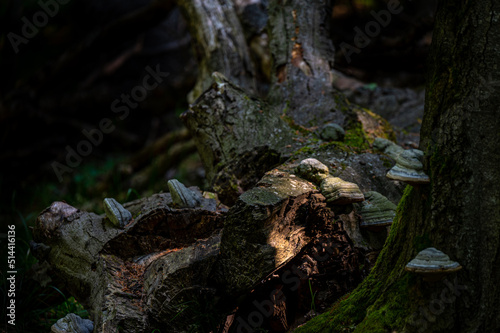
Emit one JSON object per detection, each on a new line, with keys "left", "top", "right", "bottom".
{"left": 386, "top": 149, "right": 430, "bottom": 185}
{"left": 354, "top": 191, "right": 396, "bottom": 231}
{"left": 103, "top": 198, "right": 132, "bottom": 228}
{"left": 294, "top": 158, "right": 364, "bottom": 204}
{"left": 405, "top": 247, "right": 462, "bottom": 282}
{"left": 295, "top": 158, "right": 330, "bottom": 184}
{"left": 320, "top": 176, "right": 365, "bottom": 205}
{"left": 168, "top": 179, "right": 202, "bottom": 208}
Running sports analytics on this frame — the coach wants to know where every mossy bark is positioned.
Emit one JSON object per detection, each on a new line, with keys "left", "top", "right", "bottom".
{"left": 296, "top": 1, "right": 500, "bottom": 332}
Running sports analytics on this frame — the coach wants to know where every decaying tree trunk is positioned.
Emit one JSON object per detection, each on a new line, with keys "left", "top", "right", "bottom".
{"left": 30, "top": 1, "right": 422, "bottom": 332}
{"left": 32, "top": 148, "right": 402, "bottom": 332}
{"left": 181, "top": 0, "right": 394, "bottom": 204}
{"left": 33, "top": 192, "right": 226, "bottom": 333}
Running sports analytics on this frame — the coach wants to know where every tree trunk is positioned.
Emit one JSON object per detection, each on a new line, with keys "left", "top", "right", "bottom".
{"left": 267, "top": 0, "right": 350, "bottom": 127}
{"left": 296, "top": 1, "right": 500, "bottom": 332}
{"left": 176, "top": 0, "right": 257, "bottom": 103}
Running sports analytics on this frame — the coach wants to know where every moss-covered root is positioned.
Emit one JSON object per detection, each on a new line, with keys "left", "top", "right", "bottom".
{"left": 295, "top": 186, "right": 420, "bottom": 333}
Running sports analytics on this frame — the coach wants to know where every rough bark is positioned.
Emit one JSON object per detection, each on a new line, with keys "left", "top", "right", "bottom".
{"left": 296, "top": 1, "right": 500, "bottom": 332}
{"left": 223, "top": 189, "right": 366, "bottom": 332}
{"left": 32, "top": 192, "right": 226, "bottom": 333}
{"left": 267, "top": 0, "right": 351, "bottom": 127}
{"left": 210, "top": 149, "right": 405, "bottom": 331}
{"left": 181, "top": 72, "right": 293, "bottom": 203}
{"left": 176, "top": 0, "right": 256, "bottom": 103}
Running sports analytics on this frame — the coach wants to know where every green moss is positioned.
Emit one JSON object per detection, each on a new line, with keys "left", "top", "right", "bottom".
{"left": 343, "top": 126, "right": 370, "bottom": 151}
{"left": 296, "top": 273, "right": 414, "bottom": 332}
{"left": 363, "top": 108, "right": 397, "bottom": 142}
{"left": 292, "top": 145, "right": 315, "bottom": 156}
{"left": 282, "top": 100, "right": 290, "bottom": 115}
{"left": 296, "top": 186, "right": 417, "bottom": 333}
{"left": 308, "top": 137, "right": 320, "bottom": 144}
{"left": 281, "top": 114, "right": 312, "bottom": 134}
{"left": 380, "top": 157, "right": 393, "bottom": 168}
{"left": 318, "top": 141, "right": 348, "bottom": 154}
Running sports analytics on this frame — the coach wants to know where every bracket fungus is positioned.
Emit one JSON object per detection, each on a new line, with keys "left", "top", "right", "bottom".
{"left": 168, "top": 179, "right": 203, "bottom": 208}
{"left": 318, "top": 123, "right": 345, "bottom": 142}
{"left": 405, "top": 247, "right": 462, "bottom": 282}
{"left": 295, "top": 158, "right": 330, "bottom": 184}
{"left": 373, "top": 137, "right": 405, "bottom": 160}
{"left": 51, "top": 313, "right": 94, "bottom": 333}
{"left": 294, "top": 158, "right": 364, "bottom": 205}
{"left": 354, "top": 191, "right": 396, "bottom": 231}
{"left": 320, "top": 176, "right": 365, "bottom": 205}
{"left": 103, "top": 198, "right": 132, "bottom": 228}
{"left": 386, "top": 149, "right": 430, "bottom": 185}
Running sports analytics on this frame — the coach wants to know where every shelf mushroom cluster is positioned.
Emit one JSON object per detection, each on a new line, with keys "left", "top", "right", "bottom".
{"left": 386, "top": 149, "right": 430, "bottom": 185}
{"left": 373, "top": 137, "right": 430, "bottom": 185}
{"left": 295, "top": 158, "right": 395, "bottom": 231}
{"left": 295, "top": 158, "right": 364, "bottom": 205}
{"left": 373, "top": 137, "right": 405, "bottom": 160}
{"left": 295, "top": 158, "right": 399, "bottom": 231}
